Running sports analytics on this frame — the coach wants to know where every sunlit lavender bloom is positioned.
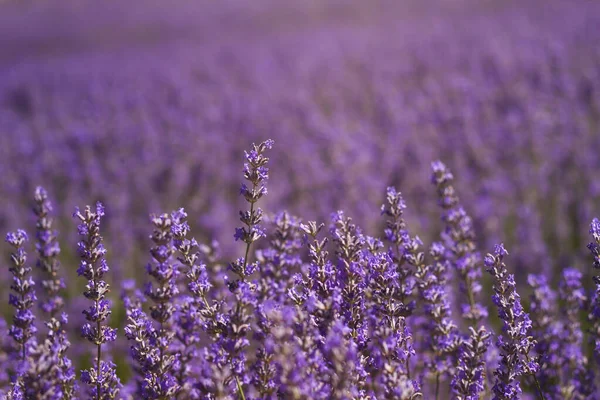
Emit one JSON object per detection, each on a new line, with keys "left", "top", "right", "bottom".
{"left": 415, "top": 241, "right": 462, "bottom": 388}
{"left": 365, "top": 250, "right": 419, "bottom": 398}
{"left": 322, "top": 319, "right": 363, "bottom": 398}
{"left": 298, "top": 220, "right": 341, "bottom": 336}
{"left": 380, "top": 187, "right": 416, "bottom": 317}
{"left": 330, "top": 211, "right": 367, "bottom": 344}
{"left": 31, "top": 187, "right": 75, "bottom": 398}
{"left": 221, "top": 139, "right": 275, "bottom": 398}
{"left": 5, "top": 230, "right": 36, "bottom": 362}
{"left": 485, "top": 244, "right": 540, "bottom": 400}
{"left": 256, "top": 211, "right": 303, "bottom": 303}
{"left": 140, "top": 212, "right": 181, "bottom": 398}
{"left": 527, "top": 274, "right": 560, "bottom": 397}
{"left": 6, "top": 380, "right": 24, "bottom": 400}
{"left": 230, "top": 139, "right": 274, "bottom": 281}
{"left": 557, "top": 268, "right": 595, "bottom": 398}
{"left": 74, "top": 203, "right": 121, "bottom": 399}
{"left": 588, "top": 218, "right": 600, "bottom": 358}
{"left": 170, "top": 209, "right": 205, "bottom": 396}
{"left": 431, "top": 161, "right": 487, "bottom": 325}
{"left": 451, "top": 326, "right": 491, "bottom": 400}
{"left": 33, "top": 187, "right": 65, "bottom": 316}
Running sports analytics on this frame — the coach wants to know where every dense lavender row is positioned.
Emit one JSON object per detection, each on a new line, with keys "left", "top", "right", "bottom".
{"left": 1, "top": 139, "right": 599, "bottom": 399}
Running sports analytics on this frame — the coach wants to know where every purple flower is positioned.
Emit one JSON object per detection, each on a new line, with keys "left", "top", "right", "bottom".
{"left": 431, "top": 161, "right": 487, "bottom": 325}
{"left": 32, "top": 187, "right": 65, "bottom": 317}
{"left": 452, "top": 326, "right": 491, "bottom": 400}
{"left": 5, "top": 229, "right": 36, "bottom": 360}
{"left": 74, "top": 202, "right": 121, "bottom": 398}
{"left": 125, "top": 212, "right": 181, "bottom": 398}
{"left": 527, "top": 273, "right": 561, "bottom": 396}
{"left": 588, "top": 218, "right": 600, "bottom": 359}
{"left": 557, "top": 267, "right": 595, "bottom": 397}
{"left": 415, "top": 241, "right": 462, "bottom": 385}
{"left": 231, "top": 139, "right": 274, "bottom": 283}
{"left": 485, "top": 244, "right": 542, "bottom": 400}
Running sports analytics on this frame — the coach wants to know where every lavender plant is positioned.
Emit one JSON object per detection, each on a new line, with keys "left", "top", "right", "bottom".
{"left": 5, "top": 230, "right": 35, "bottom": 365}
{"left": 485, "top": 244, "right": 543, "bottom": 400}
{"left": 431, "top": 161, "right": 486, "bottom": 326}
{"left": 451, "top": 326, "right": 491, "bottom": 400}
{"left": 588, "top": 218, "right": 600, "bottom": 360}
{"left": 32, "top": 186, "right": 76, "bottom": 399}
{"left": 142, "top": 212, "right": 180, "bottom": 397}
{"left": 74, "top": 203, "right": 121, "bottom": 399}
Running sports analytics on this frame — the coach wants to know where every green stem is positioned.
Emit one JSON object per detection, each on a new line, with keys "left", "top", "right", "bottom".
{"left": 96, "top": 333, "right": 101, "bottom": 400}
{"left": 240, "top": 197, "right": 256, "bottom": 279}
{"left": 232, "top": 189, "right": 257, "bottom": 397}
{"left": 235, "top": 376, "right": 246, "bottom": 400}
{"left": 526, "top": 354, "right": 546, "bottom": 400}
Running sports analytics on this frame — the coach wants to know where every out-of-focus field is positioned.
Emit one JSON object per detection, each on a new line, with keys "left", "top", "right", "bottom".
{"left": 1, "top": 0, "right": 599, "bottom": 283}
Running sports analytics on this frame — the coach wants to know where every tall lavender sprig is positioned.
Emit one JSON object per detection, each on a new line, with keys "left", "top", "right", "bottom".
{"left": 171, "top": 209, "right": 218, "bottom": 338}
{"left": 366, "top": 251, "right": 420, "bottom": 399}
{"left": 380, "top": 187, "right": 416, "bottom": 319}
{"left": 122, "top": 280, "right": 153, "bottom": 396}
{"left": 227, "top": 139, "right": 274, "bottom": 398}
{"left": 330, "top": 211, "right": 366, "bottom": 342}
{"left": 557, "top": 268, "right": 594, "bottom": 398}
{"left": 256, "top": 211, "right": 303, "bottom": 303}
{"left": 451, "top": 326, "right": 491, "bottom": 400}
{"left": 5, "top": 230, "right": 36, "bottom": 363}
{"left": 74, "top": 203, "right": 121, "bottom": 400}
{"left": 380, "top": 188, "right": 418, "bottom": 380}
{"left": 142, "top": 212, "right": 181, "bottom": 397}
{"left": 170, "top": 216, "right": 227, "bottom": 398}
{"left": 588, "top": 218, "right": 600, "bottom": 359}
{"left": 33, "top": 187, "right": 65, "bottom": 316}
{"left": 431, "top": 161, "right": 487, "bottom": 325}
{"left": 32, "top": 187, "right": 76, "bottom": 398}
{"left": 170, "top": 209, "right": 207, "bottom": 397}
{"left": 230, "top": 138, "right": 274, "bottom": 281}
{"left": 414, "top": 241, "right": 462, "bottom": 396}
{"left": 6, "top": 380, "right": 24, "bottom": 400}
{"left": 527, "top": 274, "right": 560, "bottom": 396}
{"left": 298, "top": 221, "right": 340, "bottom": 336}
{"left": 485, "top": 244, "right": 543, "bottom": 400}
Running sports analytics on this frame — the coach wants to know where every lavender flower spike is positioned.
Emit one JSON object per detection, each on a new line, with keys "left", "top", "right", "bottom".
{"left": 142, "top": 212, "right": 181, "bottom": 397}
{"left": 230, "top": 138, "right": 274, "bottom": 282}
{"left": 5, "top": 229, "right": 36, "bottom": 362}
{"left": 32, "top": 187, "right": 76, "bottom": 398}
{"left": 33, "top": 186, "right": 65, "bottom": 316}
{"left": 485, "top": 244, "right": 543, "bottom": 400}
{"left": 6, "top": 380, "right": 24, "bottom": 400}
{"left": 452, "top": 326, "right": 491, "bottom": 400}
{"left": 431, "top": 161, "right": 487, "bottom": 325}
{"left": 588, "top": 218, "right": 600, "bottom": 358}
{"left": 74, "top": 202, "right": 121, "bottom": 399}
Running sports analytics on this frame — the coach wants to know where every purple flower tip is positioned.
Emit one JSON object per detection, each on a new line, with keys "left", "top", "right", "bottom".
{"left": 493, "top": 243, "right": 508, "bottom": 257}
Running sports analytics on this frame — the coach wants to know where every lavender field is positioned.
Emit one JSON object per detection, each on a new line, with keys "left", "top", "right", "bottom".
{"left": 1, "top": 0, "right": 600, "bottom": 398}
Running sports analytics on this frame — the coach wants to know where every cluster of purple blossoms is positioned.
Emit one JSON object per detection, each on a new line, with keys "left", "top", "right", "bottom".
{"left": 123, "top": 211, "right": 182, "bottom": 399}
{"left": 485, "top": 244, "right": 540, "bottom": 400}
{"left": 74, "top": 203, "right": 121, "bottom": 399}
{"left": 5, "top": 230, "right": 36, "bottom": 364}
{"left": 589, "top": 218, "right": 600, "bottom": 359}
{"left": 431, "top": 161, "right": 487, "bottom": 326}
{"left": 3, "top": 138, "right": 600, "bottom": 400}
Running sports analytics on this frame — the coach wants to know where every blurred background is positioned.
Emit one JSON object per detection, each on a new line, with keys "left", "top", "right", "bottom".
{"left": 1, "top": 0, "right": 599, "bottom": 296}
